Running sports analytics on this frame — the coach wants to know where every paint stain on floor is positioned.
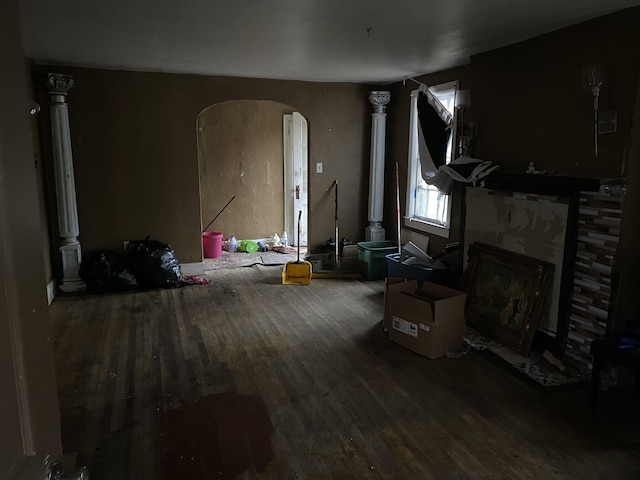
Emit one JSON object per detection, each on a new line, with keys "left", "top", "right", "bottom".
{"left": 162, "top": 392, "right": 273, "bottom": 479}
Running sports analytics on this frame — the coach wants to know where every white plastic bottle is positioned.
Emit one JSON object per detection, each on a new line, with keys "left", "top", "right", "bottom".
{"left": 282, "top": 231, "right": 288, "bottom": 247}
{"left": 229, "top": 235, "right": 238, "bottom": 252}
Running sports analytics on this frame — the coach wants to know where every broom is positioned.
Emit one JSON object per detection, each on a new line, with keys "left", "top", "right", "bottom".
{"left": 281, "top": 211, "right": 312, "bottom": 285}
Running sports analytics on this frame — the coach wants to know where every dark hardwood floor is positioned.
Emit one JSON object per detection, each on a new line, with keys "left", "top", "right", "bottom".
{"left": 49, "top": 265, "right": 640, "bottom": 479}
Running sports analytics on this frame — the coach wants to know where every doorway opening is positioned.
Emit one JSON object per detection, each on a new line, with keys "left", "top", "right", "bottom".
{"left": 197, "top": 100, "right": 309, "bottom": 252}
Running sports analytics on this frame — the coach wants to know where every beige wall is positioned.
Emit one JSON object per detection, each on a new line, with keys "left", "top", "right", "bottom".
{"left": 33, "top": 68, "right": 374, "bottom": 264}
{"left": 385, "top": 8, "right": 640, "bottom": 308}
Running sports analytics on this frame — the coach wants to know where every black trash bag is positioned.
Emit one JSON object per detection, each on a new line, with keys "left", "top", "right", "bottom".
{"left": 125, "top": 238, "right": 181, "bottom": 288}
{"left": 79, "top": 250, "right": 139, "bottom": 293}
{"left": 312, "top": 237, "right": 335, "bottom": 254}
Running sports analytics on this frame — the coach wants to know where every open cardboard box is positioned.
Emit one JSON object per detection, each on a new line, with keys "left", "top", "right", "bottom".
{"left": 383, "top": 278, "right": 409, "bottom": 332}
{"left": 385, "top": 280, "right": 466, "bottom": 359}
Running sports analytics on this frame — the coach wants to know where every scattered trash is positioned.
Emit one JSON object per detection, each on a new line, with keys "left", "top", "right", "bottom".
{"left": 445, "top": 346, "right": 469, "bottom": 359}
{"left": 180, "top": 275, "right": 211, "bottom": 286}
{"left": 542, "top": 350, "right": 567, "bottom": 372}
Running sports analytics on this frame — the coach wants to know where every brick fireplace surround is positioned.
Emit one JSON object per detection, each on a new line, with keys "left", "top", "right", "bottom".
{"left": 566, "top": 189, "right": 624, "bottom": 372}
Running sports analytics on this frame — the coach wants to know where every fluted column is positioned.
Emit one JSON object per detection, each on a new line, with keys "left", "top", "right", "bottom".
{"left": 366, "top": 91, "right": 390, "bottom": 241}
{"left": 47, "top": 73, "right": 85, "bottom": 292}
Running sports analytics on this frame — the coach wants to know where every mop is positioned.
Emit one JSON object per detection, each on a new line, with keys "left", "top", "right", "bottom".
{"left": 312, "top": 180, "right": 362, "bottom": 279}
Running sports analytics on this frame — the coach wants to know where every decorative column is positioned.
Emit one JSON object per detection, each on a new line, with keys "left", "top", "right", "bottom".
{"left": 47, "top": 73, "right": 85, "bottom": 292}
{"left": 366, "top": 91, "right": 391, "bottom": 241}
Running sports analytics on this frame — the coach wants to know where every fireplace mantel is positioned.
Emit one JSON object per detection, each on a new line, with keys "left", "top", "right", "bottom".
{"left": 481, "top": 171, "right": 601, "bottom": 196}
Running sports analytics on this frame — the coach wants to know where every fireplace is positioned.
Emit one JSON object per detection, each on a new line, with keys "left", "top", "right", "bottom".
{"left": 463, "top": 172, "right": 624, "bottom": 372}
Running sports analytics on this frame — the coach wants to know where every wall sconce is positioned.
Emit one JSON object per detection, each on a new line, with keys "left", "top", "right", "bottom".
{"left": 29, "top": 101, "right": 41, "bottom": 115}
{"left": 582, "top": 64, "right": 605, "bottom": 157}
{"left": 455, "top": 89, "right": 473, "bottom": 156}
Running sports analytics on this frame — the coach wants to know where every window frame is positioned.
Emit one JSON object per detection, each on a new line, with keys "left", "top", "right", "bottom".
{"left": 404, "top": 81, "right": 459, "bottom": 238}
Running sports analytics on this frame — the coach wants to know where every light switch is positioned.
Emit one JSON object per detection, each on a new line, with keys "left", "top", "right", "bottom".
{"left": 316, "top": 162, "right": 323, "bottom": 173}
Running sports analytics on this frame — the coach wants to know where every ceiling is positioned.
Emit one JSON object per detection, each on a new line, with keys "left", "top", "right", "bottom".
{"left": 17, "top": 0, "right": 640, "bottom": 84}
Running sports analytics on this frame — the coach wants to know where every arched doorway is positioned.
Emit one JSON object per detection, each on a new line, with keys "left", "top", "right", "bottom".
{"left": 197, "top": 100, "right": 308, "bottom": 251}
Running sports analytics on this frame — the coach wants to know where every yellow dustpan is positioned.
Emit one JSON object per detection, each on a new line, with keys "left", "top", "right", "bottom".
{"left": 282, "top": 211, "right": 312, "bottom": 285}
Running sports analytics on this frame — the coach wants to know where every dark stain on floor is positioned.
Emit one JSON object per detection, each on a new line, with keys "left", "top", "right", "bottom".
{"left": 162, "top": 392, "right": 273, "bottom": 479}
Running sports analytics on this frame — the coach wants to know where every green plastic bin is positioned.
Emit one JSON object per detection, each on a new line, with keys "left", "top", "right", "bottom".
{"left": 357, "top": 241, "right": 398, "bottom": 280}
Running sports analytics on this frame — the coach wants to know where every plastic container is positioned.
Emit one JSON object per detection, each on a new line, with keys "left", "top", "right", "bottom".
{"left": 237, "top": 240, "right": 259, "bottom": 253}
{"left": 202, "top": 231, "right": 223, "bottom": 258}
{"left": 282, "top": 231, "right": 288, "bottom": 247}
{"left": 229, "top": 235, "right": 237, "bottom": 252}
{"left": 385, "top": 253, "right": 456, "bottom": 287}
{"left": 357, "top": 241, "right": 398, "bottom": 280}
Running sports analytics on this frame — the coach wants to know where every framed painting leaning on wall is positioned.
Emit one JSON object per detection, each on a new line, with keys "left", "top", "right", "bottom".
{"left": 464, "top": 242, "right": 554, "bottom": 356}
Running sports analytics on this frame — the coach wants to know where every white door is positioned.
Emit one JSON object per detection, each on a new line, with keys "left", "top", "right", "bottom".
{"left": 283, "top": 112, "right": 308, "bottom": 246}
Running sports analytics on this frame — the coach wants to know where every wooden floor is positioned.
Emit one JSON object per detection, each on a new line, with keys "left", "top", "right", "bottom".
{"left": 50, "top": 265, "right": 640, "bottom": 479}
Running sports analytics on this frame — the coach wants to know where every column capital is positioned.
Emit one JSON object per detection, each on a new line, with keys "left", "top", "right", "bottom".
{"left": 47, "top": 73, "right": 74, "bottom": 95}
{"left": 369, "top": 91, "right": 391, "bottom": 113}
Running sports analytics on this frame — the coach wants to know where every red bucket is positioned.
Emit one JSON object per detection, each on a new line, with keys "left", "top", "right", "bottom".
{"left": 202, "top": 231, "right": 223, "bottom": 258}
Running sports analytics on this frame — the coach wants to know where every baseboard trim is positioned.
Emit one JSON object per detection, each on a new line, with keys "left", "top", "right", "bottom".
{"left": 181, "top": 262, "right": 206, "bottom": 276}
{"left": 46, "top": 278, "right": 56, "bottom": 305}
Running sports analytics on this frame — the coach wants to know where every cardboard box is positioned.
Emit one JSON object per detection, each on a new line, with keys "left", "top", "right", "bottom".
{"left": 386, "top": 280, "right": 466, "bottom": 359}
{"left": 383, "top": 278, "right": 409, "bottom": 332}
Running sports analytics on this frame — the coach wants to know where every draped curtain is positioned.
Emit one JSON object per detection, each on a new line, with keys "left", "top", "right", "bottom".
{"left": 416, "top": 87, "right": 453, "bottom": 193}
{"left": 416, "top": 85, "right": 498, "bottom": 194}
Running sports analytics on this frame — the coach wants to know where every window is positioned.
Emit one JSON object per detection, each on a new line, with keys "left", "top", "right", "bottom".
{"left": 405, "top": 81, "right": 458, "bottom": 237}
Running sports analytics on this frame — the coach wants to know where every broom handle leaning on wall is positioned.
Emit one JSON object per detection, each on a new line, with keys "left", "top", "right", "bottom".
{"left": 297, "top": 210, "right": 302, "bottom": 263}
{"left": 334, "top": 180, "right": 340, "bottom": 268}
{"left": 203, "top": 195, "right": 236, "bottom": 233}
{"left": 396, "top": 162, "right": 401, "bottom": 255}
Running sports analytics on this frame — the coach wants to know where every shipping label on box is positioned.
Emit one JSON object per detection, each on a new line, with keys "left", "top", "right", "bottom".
{"left": 383, "top": 278, "right": 409, "bottom": 331}
{"left": 386, "top": 280, "right": 466, "bottom": 359}
{"left": 392, "top": 316, "right": 419, "bottom": 337}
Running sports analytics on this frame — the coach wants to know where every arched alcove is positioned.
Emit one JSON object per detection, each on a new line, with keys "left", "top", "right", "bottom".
{"left": 197, "top": 100, "right": 301, "bottom": 247}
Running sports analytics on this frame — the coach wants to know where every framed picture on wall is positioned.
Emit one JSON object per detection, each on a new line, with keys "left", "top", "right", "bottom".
{"left": 464, "top": 242, "right": 554, "bottom": 356}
